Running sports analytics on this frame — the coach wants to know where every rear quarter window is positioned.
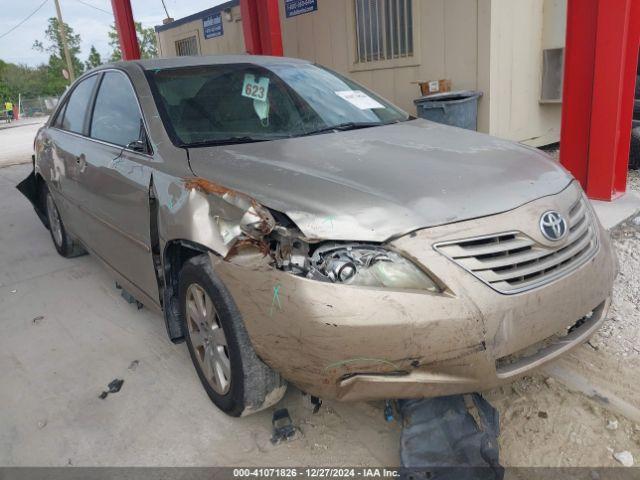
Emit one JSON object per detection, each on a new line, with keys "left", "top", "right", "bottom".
{"left": 61, "top": 75, "right": 99, "bottom": 134}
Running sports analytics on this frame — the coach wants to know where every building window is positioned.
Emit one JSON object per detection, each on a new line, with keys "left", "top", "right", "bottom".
{"left": 175, "top": 36, "right": 198, "bottom": 56}
{"left": 541, "top": 48, "right": 564, "bottom": 102}
{"left": 354, "top": 0, "right": 413, "bottom": 63}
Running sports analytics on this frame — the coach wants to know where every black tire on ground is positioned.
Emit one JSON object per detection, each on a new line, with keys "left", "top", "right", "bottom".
{"left": 178, "top": 254, "right": 287, "bottom": 417}
{"left": 630, "top": 127, "right": 640, "bottom": 170}
{"left": 42, "top": 184, "right": 86, "bottom": 258}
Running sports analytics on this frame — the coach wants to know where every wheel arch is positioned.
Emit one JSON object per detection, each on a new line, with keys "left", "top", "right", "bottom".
{"left": 161, "top": 239, "right": 224, "bottom": 343}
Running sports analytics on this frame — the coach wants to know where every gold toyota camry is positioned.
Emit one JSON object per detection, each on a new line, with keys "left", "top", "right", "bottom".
{"left": 19, "top": 55, "right": 617, "bottom": 416}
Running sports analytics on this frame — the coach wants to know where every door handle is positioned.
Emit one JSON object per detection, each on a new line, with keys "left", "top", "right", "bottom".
{"left": 76, "top": 154, "right": 87, "bottom": 173}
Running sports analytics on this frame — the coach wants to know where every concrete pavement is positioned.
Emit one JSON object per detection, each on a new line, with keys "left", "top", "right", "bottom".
{"left": 0, "top": 119, "right": 46, "bottom": 168}
{"left": 0, "top": 164, "right": 399, "bottom": 467}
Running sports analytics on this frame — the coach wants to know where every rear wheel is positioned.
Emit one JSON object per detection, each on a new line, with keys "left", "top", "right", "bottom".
{"left": 179, "top": 254, "right": 286, "bottom": 416}
{"left": 44, "top": 187, "right": 85, "bottom": 258}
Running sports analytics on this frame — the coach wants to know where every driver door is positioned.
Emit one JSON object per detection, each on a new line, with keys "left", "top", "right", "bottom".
{"left": 76, "top": 70, "right": 159, "bottom": 304}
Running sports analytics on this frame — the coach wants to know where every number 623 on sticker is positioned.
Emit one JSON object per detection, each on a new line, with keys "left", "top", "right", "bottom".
{"left": 242, "top": 74, "right": 270, "bottom": 102}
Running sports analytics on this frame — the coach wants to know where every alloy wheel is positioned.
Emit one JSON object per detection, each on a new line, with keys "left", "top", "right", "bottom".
{"left": 185, "top": 283, "right": 231, "bottom": 395}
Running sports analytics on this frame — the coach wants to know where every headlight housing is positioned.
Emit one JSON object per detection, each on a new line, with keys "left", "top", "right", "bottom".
{"left": 308, "top": 244, "right": 440, "bottom": 292}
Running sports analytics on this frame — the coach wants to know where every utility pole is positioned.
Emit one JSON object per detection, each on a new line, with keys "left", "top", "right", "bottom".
{"left": 53, "top": 0, "right": 75, "bottom": 82}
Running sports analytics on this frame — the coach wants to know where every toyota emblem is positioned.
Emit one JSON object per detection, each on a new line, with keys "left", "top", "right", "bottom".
{"left": 540, "top": 211, "right": 568, "bottom": 241}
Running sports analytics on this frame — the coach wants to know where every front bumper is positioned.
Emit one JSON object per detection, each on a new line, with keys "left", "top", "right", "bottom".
{"left": 213, "top": 183, "right": 616, "bottom": 401}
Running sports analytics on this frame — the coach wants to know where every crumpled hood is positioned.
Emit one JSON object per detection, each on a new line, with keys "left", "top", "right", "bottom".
{"left": 188, "top": 119, "right": 572, "bottom": 241}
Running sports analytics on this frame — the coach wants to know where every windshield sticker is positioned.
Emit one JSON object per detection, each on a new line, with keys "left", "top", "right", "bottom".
{"left": 335, "top": 90, "right": 384, "bottom": 110}
{"left": 253, "top": 99, "right": 270, "bottom": 126}
{"left": 242, "top": 74, "right": 270, "bottom": 102}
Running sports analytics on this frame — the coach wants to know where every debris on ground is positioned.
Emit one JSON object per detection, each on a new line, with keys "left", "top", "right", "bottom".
{"left": 31, "top": 315, "right": 44, "bottom": 325}
{"left": 99, "top": 379, "right": 124, "bottom": 400}
{"left": 606, "top": 419, "right": 619, "bottom": 431}
{"left": 399, "top": 394, "right": 503, "bottom": 479}
{"left": 128, "top": 360, "right": 139, "bottom": 371}
{"left": 271, "top": 408, "right": 298, "bottom": 444}
{"left": 613, "top": 450, "right": 634, "bottom": 467}
{"left": 120, "top": 291, "right": 143, "bottom": 310}
{"left": 310, "top": 396, "right": 322, "bottom": 414}
{"left": 37, "top": 419, "right": 47, "bottom": 429}
{"left": 119, "top": 285, "right": 143, "bottom": 310}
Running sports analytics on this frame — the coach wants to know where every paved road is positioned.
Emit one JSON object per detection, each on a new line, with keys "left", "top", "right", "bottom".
{"left": 0, "top": 119, "right": 46, "bottom": 168}
{"left": 0, "top": 163, "right": 399, "bottom": 467}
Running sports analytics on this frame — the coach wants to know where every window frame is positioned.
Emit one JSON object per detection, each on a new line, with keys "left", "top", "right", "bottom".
{"left": 346, "top": 0, "right": 421, "bottom": 73}
{"left": 53, "top": 73, "right": 101, "bottom": 135}
{"left": 89, "top": 70, "right": 150, "bottom": 151}
{"left": 49, "top": 68, "right": 153, "bottom": 157}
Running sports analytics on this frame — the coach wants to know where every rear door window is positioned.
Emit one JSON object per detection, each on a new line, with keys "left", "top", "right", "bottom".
{"left": 90, "top": 71, "right": 143, "bottom": 147}
{"left": 60, "top": 75, "right": 98, "bottom": 134}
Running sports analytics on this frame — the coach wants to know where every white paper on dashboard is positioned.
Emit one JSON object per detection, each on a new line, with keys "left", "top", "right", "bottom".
{"left": 335, "top": 90, "right": 384, "bottom": 110}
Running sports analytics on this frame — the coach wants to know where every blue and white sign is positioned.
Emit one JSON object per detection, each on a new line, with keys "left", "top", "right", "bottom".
{"left": 285, "top": 0, "right": 317, "bottom": 18}
{"left": 203, "top": 12, "right": 223, "bottom": 39}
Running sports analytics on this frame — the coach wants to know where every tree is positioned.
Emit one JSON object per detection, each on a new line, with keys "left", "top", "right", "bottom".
{"left": 85, "top": 45, "right": 103, "bottom": 70}
{"left": 33, "top": 17, "right": 84, "bottom": 93}
{"left": 108, "top": 23, "right": 158, "bottom": 61}
{"left": 0, "top": 60, "right": 53, "bottom": 99}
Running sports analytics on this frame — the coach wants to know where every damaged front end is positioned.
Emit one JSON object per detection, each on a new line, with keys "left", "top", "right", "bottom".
{"left": 185, "top": 177, "right": 441, "bottom": 293}
{"left": 175, "top": 177, "right": 490, "bottom": 401}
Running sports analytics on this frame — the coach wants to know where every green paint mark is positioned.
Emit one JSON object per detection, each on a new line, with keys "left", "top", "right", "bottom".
{"left": 269, "top": 283, "right": 283, "bottom": 316}
{"left": 324, "top": 215, "right": 336, "bottom": 229}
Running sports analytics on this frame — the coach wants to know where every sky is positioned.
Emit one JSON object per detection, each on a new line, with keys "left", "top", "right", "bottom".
{"left": 0, "top": 0, "right": 228, "bottom": 66}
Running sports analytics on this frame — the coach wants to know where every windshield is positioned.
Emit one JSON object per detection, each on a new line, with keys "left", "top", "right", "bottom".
{"left": 146, "top": 62, "right": 409, "bottom": 147}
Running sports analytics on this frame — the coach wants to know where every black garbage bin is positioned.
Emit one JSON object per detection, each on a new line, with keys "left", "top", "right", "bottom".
{"left": 414, "top": 90, "right": 483, "bottom": 131}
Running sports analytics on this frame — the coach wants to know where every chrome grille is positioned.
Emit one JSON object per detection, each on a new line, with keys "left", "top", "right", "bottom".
{"left": 434, "top": 197, "right": 598, "bottom": 294}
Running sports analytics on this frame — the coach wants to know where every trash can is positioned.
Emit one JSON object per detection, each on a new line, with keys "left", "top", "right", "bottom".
{"left": 414, "top": 90, "right": 483, "bottom": 131}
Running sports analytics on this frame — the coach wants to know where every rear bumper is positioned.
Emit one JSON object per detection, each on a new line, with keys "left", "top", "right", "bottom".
{"left": 214, "top": 184, "right": 616, "bottom": 401}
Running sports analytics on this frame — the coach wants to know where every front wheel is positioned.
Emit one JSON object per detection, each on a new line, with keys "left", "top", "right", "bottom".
{"left": 179, "top": 254, "right": 287, "bottom": 416}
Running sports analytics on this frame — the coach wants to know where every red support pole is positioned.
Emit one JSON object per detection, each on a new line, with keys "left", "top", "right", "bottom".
{"left": 110, "top": 0, "right": 141, "bottom": 61}
{"left": 560, "top": 0, "right": 640, "bottom": 201}
{"left": 240, "top": 0, "right": 283, "bottom": 56}
{"left": 240, "top": 0, "right": 262, "bottom": 54}
{"left": 256, "top": 0, "right": 283, "bottom": 56}
{"left": 614, "top": 0, "right": 640, "bottom": 195}
{"left": 559, "top": 0, "right": 598, "bottom": 188}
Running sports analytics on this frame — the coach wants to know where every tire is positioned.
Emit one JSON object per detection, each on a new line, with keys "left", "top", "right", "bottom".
{"left": 43, "top": 185, "right": 86, "bottom": 258}
{"left": 630, "top": 127, "right": 640, "bottom": 170}
{"left": 179, "top": 254, "right": 287, "bottom": 417}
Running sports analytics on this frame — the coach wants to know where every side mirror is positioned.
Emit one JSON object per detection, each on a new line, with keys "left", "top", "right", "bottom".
{"left": 126, "top": 139, "right": 147, "bottom": 153}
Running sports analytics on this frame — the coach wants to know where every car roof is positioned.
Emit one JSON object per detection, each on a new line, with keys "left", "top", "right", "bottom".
{"left": 108, "top": 55, "right": 312, "bottom": 71}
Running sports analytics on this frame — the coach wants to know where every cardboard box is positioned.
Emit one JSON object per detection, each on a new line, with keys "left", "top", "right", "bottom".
{"left": 415, "top": 79, "right": 452, "bottom": 97}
